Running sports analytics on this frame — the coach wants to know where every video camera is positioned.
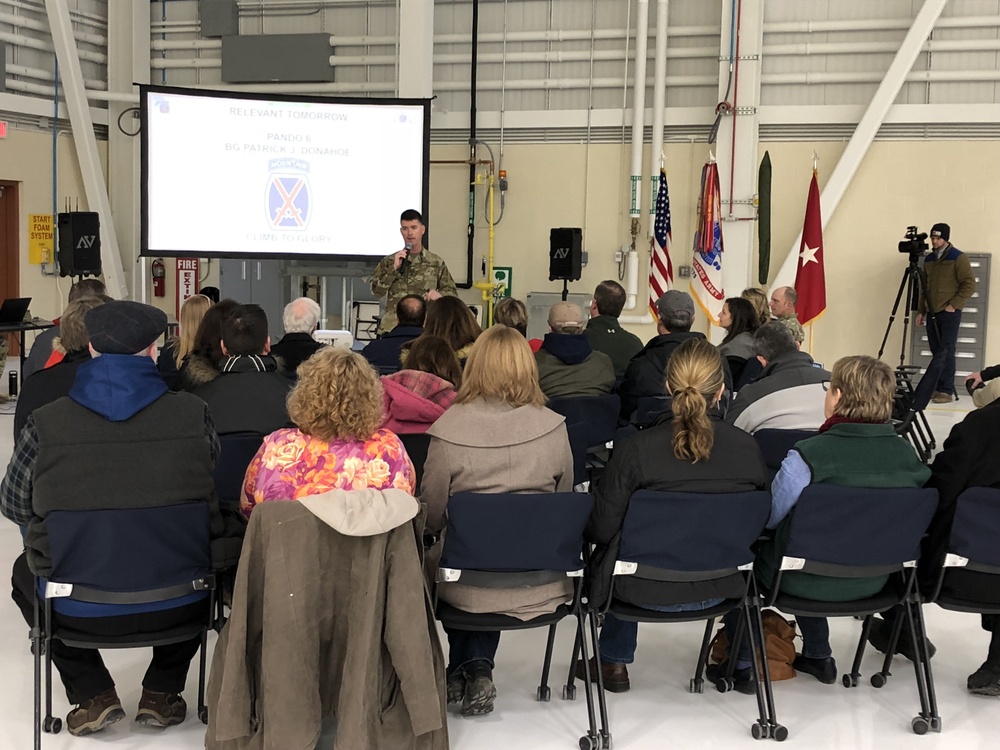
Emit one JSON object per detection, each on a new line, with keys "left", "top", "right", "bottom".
{"left": 898, "top": 226, "right": 929, "bottom": 255}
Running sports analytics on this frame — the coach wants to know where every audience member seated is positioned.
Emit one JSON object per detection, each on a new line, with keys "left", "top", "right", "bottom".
{"left": 875, "top": 389, "right": 1000, "bottom": 692}
{"left": 741, "top": 287, "right": 772, "bottom": 328}
{"left": 241, "top": 347, "right": 415, "bottom": 518}
{"left": 770, "top": 286, "right": 805, "bottom": 346}
{"left": 23, "top": 278, "right": 107, "bottom": 379}
{"left": 585, "top": 280, "right": 643, "bottom": 379}
{"left": 175, "top": 299, "right": 239, "bottom": 392}
{"left": 717, "top": 296, "right": 760, "bottom": 360}
{"left": 725, "top": 321, "right": 829, "bottom": 434}
{"left": 535, "top": 302, "right": 615, "bottom": 399}
{"left": 420, "top": 325, "right": 574, "bottom": 716}
{"left": 965, "top": 364, "right": 1000, "bottom": 408}
{"left": 157, "top": 294, "right": 211, "bottom": 389}
{"left": 269, "top": 296, "right": 325, "bottom": 375}
{"left": 382, "top": 335, "right": 461, "bottom": 434}
{"left": 494, "top": 297, "right": 540, "bottom": 350}
{"left": 619, "top": 290, "right": 717, "bottom": 421}
{"left": 1, "top": 300, "right": 223, "bottom": 736}
{"left": 14, "top": 296, "right": 108, "bottom": 440}
{"left": 581, "top": 338, "right": 767, "bottom": 693}
{"left": 725, "top": 355, "right": 930, "bottom": 688}
{"left": 362, "top": 294, "right": 425, "bottom": 370}
{"left": 402, "top": 295, "right": 481, "bottom": 369}
{"left": 193, "top": 304, "right": 291, "bottom": 436}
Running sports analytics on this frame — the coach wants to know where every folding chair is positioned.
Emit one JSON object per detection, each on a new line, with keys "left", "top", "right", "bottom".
{"left": 892, "top": 365, "right": 936, "bottom": 463}
{"left": 577, "top": 489, "right": 782, "bottom": 746}
{"left": 752, "top": 429, "right": 816, "bottom": 482}
{"left": 760, "top": 484, "right": 939, "bottom": 735}
{"left": 434, "top": 491, "right": 598, "bottom": 744}
{"left": 400, "top": 432, "right": 432, "bottom": 488}
{"left": 548, "top": 394, "right": 621, "bottom": 486}
{"left": 213, "top": 432, "right": 265, "bottom": 515}
{"left": 32, "top": 503, "right": 217, "bottom": 749}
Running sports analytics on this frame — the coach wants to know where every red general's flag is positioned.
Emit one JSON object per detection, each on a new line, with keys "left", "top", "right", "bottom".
{"left": 794, "top": 171, "right": 826, "bottom": 325}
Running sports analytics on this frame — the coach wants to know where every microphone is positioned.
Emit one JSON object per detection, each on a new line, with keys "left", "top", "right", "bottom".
{"left": 400, "top": 242, "right": 413, "bottom": 272}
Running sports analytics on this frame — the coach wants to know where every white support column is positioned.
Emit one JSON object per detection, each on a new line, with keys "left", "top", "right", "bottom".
{"left": 714, "top": 0, "right": 764, "bottom": 318}
{"left": 106, "top": 2, "right": 150, "bottom": 302}
{"left": 773, "top": 0, "right": 949, "bottom": 289}
{"left": 44, "top": 0, "right": 127, "bottom": 300}
{"left": 398, "top": 0, "right": 434, "bottom": 98}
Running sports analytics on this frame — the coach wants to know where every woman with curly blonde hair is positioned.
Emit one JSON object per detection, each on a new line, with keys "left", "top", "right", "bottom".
{"left": 241, "top": 346, "right": 416, "bottom": 518}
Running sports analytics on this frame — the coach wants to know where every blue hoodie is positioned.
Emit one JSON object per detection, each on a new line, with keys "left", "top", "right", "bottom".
{"left": 541, "top": 332, "right": 595, "bottom": 364}
{"left": 69, "top": 354, "right": 168, "bottom": 422}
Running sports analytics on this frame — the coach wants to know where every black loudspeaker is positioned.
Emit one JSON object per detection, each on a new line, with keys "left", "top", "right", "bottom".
{"left": 549, "top": 227, "right": 583, "bottom": 282}
{"left": 58, "top": 212, "right": 102, "bottom": 278}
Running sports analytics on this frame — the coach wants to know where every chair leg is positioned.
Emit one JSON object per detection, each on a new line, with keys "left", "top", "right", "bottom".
{"left": 874, "top": 609, "right": 907, "bottom": 687}
{"left": 905, "top": 600, "right": 940, "bottom": 734}
{"left": 563, "top": 617, "right": 582, "bottom": 700}
{"left": 575, "top": 609, "right": 606, "bottom": 750}
{"left": 536, "top": 623, "right": 557, "bottom": 702}
{"left": 33, "top": 598, "right": 42, "bottom": 750}
{"left": 197, "top": 629, "right": 209, "bottom": 724}
{"left": 845, "top": 615, "right": 875, "bottom": 688}
{"left": 744, "top": 599, "right": 786, "bottom": 741}
{"left": 584, "top": 609, "right": 611, "bottom": 750}
{"left": 690, "top": 618, "right": 715, "bottom": 694}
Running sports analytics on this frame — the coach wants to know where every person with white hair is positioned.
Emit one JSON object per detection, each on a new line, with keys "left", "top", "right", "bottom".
{"left": 269, "top": 297, "right": 324, "bottom": 375}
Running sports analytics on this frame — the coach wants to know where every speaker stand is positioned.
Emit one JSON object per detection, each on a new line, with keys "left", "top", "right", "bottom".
{"left": 561, "top": 278, "right": 569, "bottom": 302}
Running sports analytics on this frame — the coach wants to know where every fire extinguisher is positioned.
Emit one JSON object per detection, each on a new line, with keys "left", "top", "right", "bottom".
{"left": 151, "top": 258, "right": 166, "bottom": 297}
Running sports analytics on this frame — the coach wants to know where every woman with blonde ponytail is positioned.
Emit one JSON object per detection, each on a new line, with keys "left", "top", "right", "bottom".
{"left": 581, "top": 338, "right": 767, "bottom": 693}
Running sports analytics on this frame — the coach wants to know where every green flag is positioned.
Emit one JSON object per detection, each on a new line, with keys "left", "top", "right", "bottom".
{"left": 758, "top": 151, "right": 772, "bottom": 285}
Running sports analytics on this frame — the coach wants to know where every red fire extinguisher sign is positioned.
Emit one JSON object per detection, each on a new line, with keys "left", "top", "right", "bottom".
{"left": 176, "top": 258, "right": 200, "bottom": 320}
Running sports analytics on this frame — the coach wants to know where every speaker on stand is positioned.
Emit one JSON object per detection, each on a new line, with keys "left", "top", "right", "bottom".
{"left": 549, "top": 227, "right": 583, "bottom": 301}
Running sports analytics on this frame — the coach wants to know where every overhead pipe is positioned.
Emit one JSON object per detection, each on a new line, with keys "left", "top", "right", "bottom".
{"left": 459, "top": 0, "right": 481, "bottom": 291}
{"left": 0, "top": 10, "right": 106, "bottom": 46}
{"left": 648, "top": 0, "right": 668, "bottom": 238}
{"left": 0, "top": 30, "right": 106, "bottom": 63}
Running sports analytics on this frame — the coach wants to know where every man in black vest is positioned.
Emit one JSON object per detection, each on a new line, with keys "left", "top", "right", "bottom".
{"left": 1, "top": 300, "right": 222, "bottom": 736}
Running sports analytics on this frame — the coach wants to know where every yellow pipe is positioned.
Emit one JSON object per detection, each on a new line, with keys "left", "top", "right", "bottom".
{"left": 472, "top": 170, "right": 497, "bottom": 326}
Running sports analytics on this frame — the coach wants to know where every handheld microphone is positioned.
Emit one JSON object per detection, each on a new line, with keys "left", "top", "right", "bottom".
{"left": 400, "top": 242, "right": 413, "bottom": 271}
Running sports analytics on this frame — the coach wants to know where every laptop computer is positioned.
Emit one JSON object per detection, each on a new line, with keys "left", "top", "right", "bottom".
{"left": 0, "top": 298, "right": 31, "bottom": 325}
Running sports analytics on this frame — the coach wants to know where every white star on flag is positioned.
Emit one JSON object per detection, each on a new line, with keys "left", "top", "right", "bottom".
{"left": 800, "top": 244, "right": 820, "bottom": 267}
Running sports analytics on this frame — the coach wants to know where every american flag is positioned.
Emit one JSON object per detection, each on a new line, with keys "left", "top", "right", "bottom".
{"left": 648, "top": 168, "right": 674, "bottom": 320}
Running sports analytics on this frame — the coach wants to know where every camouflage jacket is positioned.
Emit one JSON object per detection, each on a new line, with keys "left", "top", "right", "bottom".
{"left": 370, "top": 249, "right": 458, "bottom": 332}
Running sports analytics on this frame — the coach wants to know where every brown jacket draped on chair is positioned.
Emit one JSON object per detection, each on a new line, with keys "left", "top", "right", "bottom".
{"left": 206, "top": 489, "right": 449, "bottom": 750}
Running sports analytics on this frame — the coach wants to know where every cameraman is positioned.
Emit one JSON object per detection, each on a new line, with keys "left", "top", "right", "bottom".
{"left": 917, "top": 223, "right": 976, "bottom": 403}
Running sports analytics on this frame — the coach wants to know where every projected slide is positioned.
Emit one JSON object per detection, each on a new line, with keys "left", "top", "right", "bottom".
{"left": 141, "top": 86, "right": 428, "bottom": 259}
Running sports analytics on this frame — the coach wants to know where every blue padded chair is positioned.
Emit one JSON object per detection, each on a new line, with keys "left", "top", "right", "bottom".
{"left": 32, "top": 503, "right": 217, "bottom": 747}
{"left": 578, "top": 490, "right": 781, "bottom": 746}
{"left": 752, "top": 429, "right": 817, "bottom": 483}
{"left": 548, "top": 394, "right": 621, "bottom": 486}
{"left": 930, "top": 487, "right": 1000, "bottom": 611}
{"left": 760, "top": 484, "right": 940, "bottom": 735}
{"left": 399, "top": 432, "right": 432, "bottom": 490}
{"left": 435, "top": 491, "right": 599, "bottom": 747}
{"left": 213, "top": 432, "right": 265, "bottom": 515}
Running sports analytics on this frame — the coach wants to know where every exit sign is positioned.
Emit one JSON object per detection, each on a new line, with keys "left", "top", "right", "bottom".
{"left": 0, "top": 121, "right": 7, "bottom": 138}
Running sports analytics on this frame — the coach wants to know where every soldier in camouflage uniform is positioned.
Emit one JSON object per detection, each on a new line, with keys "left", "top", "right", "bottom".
{"left": 371, "top": 209, "right": 458, "bottom": 333}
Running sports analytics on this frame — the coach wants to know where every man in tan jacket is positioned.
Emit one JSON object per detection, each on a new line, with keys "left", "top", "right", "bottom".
{"left": 917, "top": 223, "right": 977, "bottom": 403}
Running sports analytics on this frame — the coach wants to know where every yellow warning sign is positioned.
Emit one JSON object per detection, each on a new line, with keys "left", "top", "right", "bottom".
{"left": 28, "top": 213, "right": 54, "bottom": 265}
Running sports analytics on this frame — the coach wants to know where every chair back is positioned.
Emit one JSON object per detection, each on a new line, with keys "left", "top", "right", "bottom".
{"left": 617, "top": 490, "right": 771, "bottom": 576}
{"left": 753, "top": 429, "right": 816, "bottom": 481}
{"left": 45, "top": 503, "right": 212, "bottom": 604}
{"left": 946, "top": 487, "right": 1000, "bottom": 570}
{"left": 213, "top": 432, "right": 265, "bottom": 507}
{"left": 440, "top": 492, "right": 592, "bottom": 575}
{"left": 726, "top": 355, "right": 747, "bottom": 385}
{"left": 399, "top": 433, "right": 432, "bottom": 488}
{"left": 782, "top": 484, "right": 938, "bottom": 574}
{"left": 548, "top": 394, "right": 621, "bottom": 449}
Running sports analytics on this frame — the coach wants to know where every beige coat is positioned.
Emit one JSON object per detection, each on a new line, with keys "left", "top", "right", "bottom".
{"left": 421, "top": 400, "right": 575, "bottom": 620}
{"left": 206, "top": 490, "right": 448, "bottom": 750}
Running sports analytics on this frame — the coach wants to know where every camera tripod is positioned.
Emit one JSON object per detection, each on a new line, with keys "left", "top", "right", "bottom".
{"left": 877, "top": 253, "right": 939, "bottom": 462}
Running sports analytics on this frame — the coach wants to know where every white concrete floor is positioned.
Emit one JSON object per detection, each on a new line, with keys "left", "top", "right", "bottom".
{"left": 0, "top": 356, "right": 995, "bottom": 750}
